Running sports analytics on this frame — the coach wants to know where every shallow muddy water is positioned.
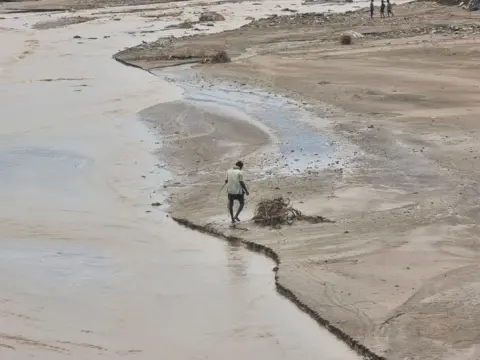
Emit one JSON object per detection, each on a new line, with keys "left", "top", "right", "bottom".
{"left": 154, "top": 69, "right": 343, "bottom": 176}
{"left": 0, "top": 221, "right": 359, "bottom": 360}
{"left": 0, "top": 7, "right": 359, "bottom": 360}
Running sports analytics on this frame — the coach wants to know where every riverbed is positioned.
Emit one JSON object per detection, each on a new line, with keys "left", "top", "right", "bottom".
{"left": 0, "top": 4, "right": 360, "bottom": 360}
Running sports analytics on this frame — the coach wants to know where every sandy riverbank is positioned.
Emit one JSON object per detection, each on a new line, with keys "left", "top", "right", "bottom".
{"left": 0, "top": 3, "right": 366, "bottom": 360}
{"left": 115, "top": 1, "right": 480, "bottom": 359}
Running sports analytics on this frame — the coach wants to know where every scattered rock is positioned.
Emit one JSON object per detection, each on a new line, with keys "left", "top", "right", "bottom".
{"left": 205, "top": 22, "right": 215, "bottom": 27}
{"left": 340, "top": 33, "right": 352, "bottom": 45}
{"left": 199, "top": 11, "right": 225, "bottom": 22}
{"left": 342, "top": 30, "right": 364, "bottom": 39}
{"left": 73, "top": 35, "right": 81, "bottom": 39}
{"left": 368, "top": 124, "right": 374, "bottom": 128}
{"left": 151, "top": 202, "right": 162, "bottom": 207}
{"left": 245, "top": 16, "right": 255, "bottom": 20}
{"left": 281, "top": 7, "right": 298, "bottom": 12}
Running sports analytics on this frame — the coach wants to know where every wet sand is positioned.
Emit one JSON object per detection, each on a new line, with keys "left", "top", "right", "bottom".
{"left": 113, "top": 1, "right": 480, "bottom": 359}
{"left": 0, "top": 5, "right": 360, "bottom": 360}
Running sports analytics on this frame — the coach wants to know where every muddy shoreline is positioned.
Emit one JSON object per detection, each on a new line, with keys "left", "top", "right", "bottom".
{"left": 113, "top": 1, "right": 480, "bottom": 359}
{"left": 0, "top": 5, "right": 363, "bottom": 359}
{"left": 129, "top": 65, "right": 378, "bottom": 359}
{"left": 3, "top": 0, "right": 478, "bottom": 357}
{"left": 173, "top": 216, "right": 384, "bottom": 360}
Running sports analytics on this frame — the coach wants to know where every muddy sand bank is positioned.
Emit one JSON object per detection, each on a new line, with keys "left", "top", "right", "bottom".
{"left": 0, "top": 5, "right": 363, "bottom": 360}
{"left": 117, "top": 2, "right": 480, "bottom": 359}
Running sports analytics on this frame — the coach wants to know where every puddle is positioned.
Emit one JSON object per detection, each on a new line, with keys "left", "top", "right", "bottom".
{"left": 152, "top": 68, "right": 343, "bottom": 176}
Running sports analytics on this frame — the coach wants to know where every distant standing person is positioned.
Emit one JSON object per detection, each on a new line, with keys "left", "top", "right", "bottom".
{"left": 387, "top": 0, "right": 394, "bottom": 16}
{"left": 225, "top": 161, "right": 249, "bottom": 224}
{"left": 370, "top": 0, "right": 374, "bottom": 19}
{"left": 380, "top": 0, "right": 386, "bottom": 18}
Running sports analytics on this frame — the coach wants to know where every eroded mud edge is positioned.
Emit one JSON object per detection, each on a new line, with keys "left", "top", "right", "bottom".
{"left": 172, "top": 216, "right": 385, "bottom": 360}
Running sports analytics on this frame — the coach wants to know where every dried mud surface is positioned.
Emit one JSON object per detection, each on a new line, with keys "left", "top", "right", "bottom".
{"left": 119, "top": 2, "right": 480, "bottom": 360}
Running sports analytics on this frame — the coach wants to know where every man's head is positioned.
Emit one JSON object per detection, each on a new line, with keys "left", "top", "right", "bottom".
{"left": 235, "top": 161, "right": 244, "bottom": 170}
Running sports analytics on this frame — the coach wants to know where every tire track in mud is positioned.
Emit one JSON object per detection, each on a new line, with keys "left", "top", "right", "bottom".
{"left": 172, "top": 216, "right": 386, "bottom": 360}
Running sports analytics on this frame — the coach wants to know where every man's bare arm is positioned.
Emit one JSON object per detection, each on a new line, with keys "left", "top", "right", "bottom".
{"left": 240, "top": 181, "right": 249, "bottom": 196}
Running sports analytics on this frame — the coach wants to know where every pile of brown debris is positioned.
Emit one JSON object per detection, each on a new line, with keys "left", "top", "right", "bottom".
{"left": 252, "top": 197, "right": 333, "bottom": 227}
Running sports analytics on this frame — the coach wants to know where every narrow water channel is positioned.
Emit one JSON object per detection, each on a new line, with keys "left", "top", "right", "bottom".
{"left": 153, "top": 68, "right": 345, "bottom": 177}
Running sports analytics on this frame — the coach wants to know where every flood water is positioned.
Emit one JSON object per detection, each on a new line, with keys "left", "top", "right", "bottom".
{"left": 0, "top": 218, "right": 359, "bottom": 359}
{"left": 0, "top": 8, "right": 358, "bottom": 360}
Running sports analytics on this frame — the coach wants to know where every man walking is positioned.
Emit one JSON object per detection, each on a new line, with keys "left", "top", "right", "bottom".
{"left": 370, "top": 0, "right": 374, "bottom": 19}
{"left": 387, "top": 0, "right": 394, "bottom": 17}
{"left": 380, "top": 0, "right": 386, "bottom": 18}
{"left": 225, "top": 161, "right": 249, "bottom": 224}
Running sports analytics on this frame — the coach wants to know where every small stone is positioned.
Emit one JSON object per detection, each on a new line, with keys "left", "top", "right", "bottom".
{"left": 368, "top": 124, "right": 374, "bottom": 129}
{"left": 199, "top": 11, "right": 225, "bottom": 22}
{"left": 73, "top": 35, "right": 81, "bottom": 39}
{"left": 151, "top": 202, "right": 162, "bottom": 207}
